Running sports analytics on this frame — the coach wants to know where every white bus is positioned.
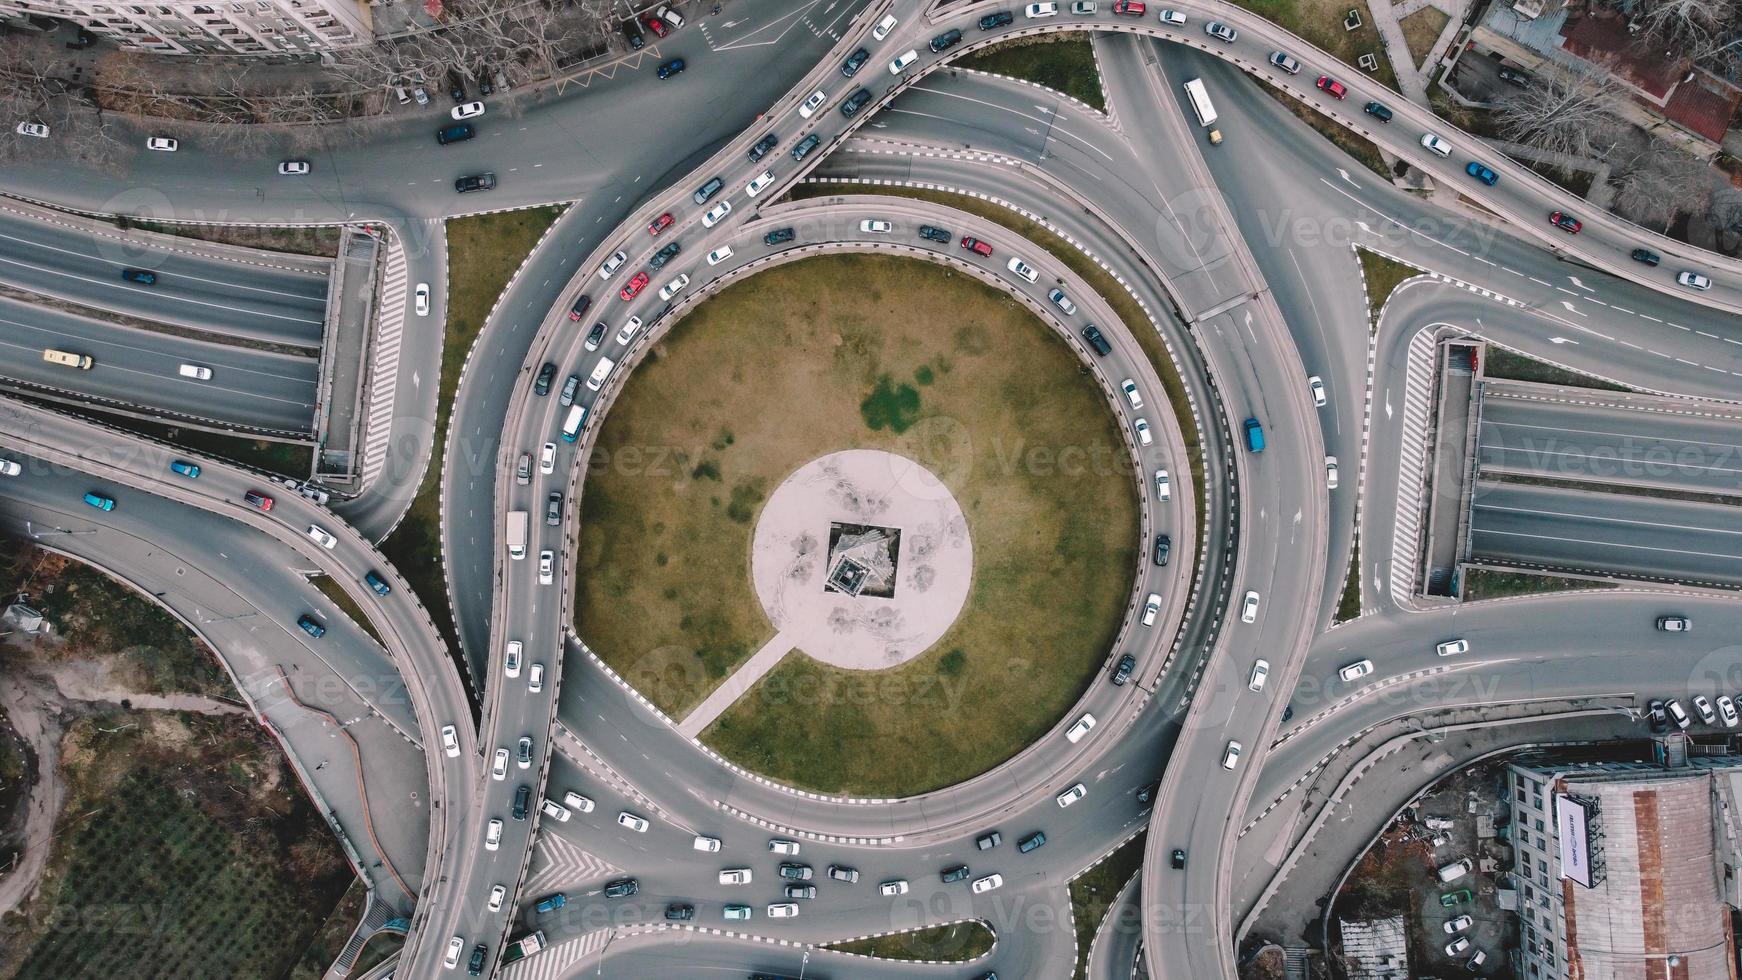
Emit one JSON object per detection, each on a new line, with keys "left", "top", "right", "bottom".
{"left": 560, "top": 404, "right": 588, "bottom": 442}
{"left": 1181, "top": 77, "right": 1223, "bottom": 145}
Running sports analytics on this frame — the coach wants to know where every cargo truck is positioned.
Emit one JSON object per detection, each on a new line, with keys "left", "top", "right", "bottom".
{"left": 506, "top": 510, "right": 528, "bottom": 560}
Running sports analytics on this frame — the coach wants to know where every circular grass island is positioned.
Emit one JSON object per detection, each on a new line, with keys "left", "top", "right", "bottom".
{"left": 574, "top": 252, "right": 1142, "bottom": 796}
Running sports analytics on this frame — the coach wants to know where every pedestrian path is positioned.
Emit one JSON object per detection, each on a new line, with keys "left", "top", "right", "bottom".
{"left": 676, "top": 628, "right": 793, "bottom": 738}
{"left": 359, "top": 231, "right": 409, "bottom": 490}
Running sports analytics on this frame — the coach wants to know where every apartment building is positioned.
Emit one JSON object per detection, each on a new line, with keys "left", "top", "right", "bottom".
{"left": 0, "top": 0, "right": 372, "bottom": 55}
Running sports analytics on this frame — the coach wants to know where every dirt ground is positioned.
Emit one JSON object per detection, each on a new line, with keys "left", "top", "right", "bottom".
{"left": 1399, "top": 7, "right": 1451, "bottom": 67}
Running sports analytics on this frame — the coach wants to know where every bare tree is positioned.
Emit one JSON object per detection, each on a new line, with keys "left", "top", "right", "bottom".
{"left": 1492, "top": 62, "right": 1629, "bottom": 161}
{"left": 1610, "top": 138, "right": 1714, "bottom": 229}
{"left": 1637, "top": 0, "right": 1741, "bottom": 60}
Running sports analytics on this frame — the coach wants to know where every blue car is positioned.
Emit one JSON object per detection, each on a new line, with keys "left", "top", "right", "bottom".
{"left": 82, "top": 491, "right": 115, "bottom": 511}
{"left": 534, "top": 893, "right": 567, "bottom": 913}
{"left": 120, "top": 268, "right": 157, "bottom": 285}
{"left": 169, "top": 459, "right": 200, "bottom": 479}
{"left": 1464, "top": 161, "right": 1498, "bottom": 186}
{"left": 364, "top": 571, "right": 391, "bottom": 596}
{"left": 657, "top": 58, "right": 685, "bottom": 79}
{"left": 296, "top": 615, "right": 326, "bottom": 638}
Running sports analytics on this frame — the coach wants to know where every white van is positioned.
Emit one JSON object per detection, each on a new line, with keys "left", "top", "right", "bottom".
{"left": 587, "top": 356, "right": 616, "bottom": 392}
{"left": 178, "top": 363, "right": 213, "bottom": 380}
{"left": 1437, "top": 858, "right": 1471, "bottom": 883}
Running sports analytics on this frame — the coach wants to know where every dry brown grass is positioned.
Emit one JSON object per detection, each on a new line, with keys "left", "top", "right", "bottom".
{"left": 1398, "top": 6, "right": 1451, "bottom": 68}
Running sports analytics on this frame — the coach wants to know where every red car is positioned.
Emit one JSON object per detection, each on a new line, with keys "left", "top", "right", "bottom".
{"left": 643, "top": 15, "right": 669, "bottom": 37}
{"left": 1549, "top": 210, "right": 1582, "bottom": 234}
{"left": 619, "top": 271, "right": 650, "bottom": 301}
{"left": 1315, "top": 75, "right": 1347, "bottom": 99}
{"left": 244, "top": 490, "right": 274, "bottom": 511}
{"left": 961, "top": 236, "right": 994, "bottom": 257}
{"left": 1112, "top": 0, "right": 1145, "bottom": 13}
{"left": 648, "top": 212, "right": 674, "bottom": 236}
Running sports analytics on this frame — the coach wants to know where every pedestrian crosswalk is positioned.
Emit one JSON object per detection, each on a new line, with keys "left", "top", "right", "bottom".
{"left": 520, "top": 832, "right": 622, "bottom": 897}
{"left": 499, "top": 928, "right": 613, "bottom": 980}
{"left": 1388, "top": 328, "right": 1438, "bottom": 599}
{"left": 359, "top": 230, "right": 410, "bottom": 490}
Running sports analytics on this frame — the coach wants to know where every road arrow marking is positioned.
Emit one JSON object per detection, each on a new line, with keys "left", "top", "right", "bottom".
{"left": 1567, "top": 275, "right": 1593, "bottom": 292}
{"left": 1560, "top": 301, "right": 1586, "bottom": 317}
{"left": 1337, "top": 168, "right": 1358, "bottom": 187}
{"left": 1355, "top": 220, "right": 1372, "bottom": 235}
{"left": 1548, "top": 337, "right": 1580, "bottom": 345}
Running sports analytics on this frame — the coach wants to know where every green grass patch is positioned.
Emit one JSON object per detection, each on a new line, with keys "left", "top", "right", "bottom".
{"left": 1356, "top": 247, "right": 1420, "bottom": 329}
{"left": 1459, "top": 566, "right": 1614, "bottom": 601}
{"left": 578, "top": 254, "right": 1139, "bottom": 795}
{"left": 0, "top": 711, "right": 354, "bottom": 980}
{"left": 309, "top": 574, "right": 384, "bottom": 648}
{"left": 1070, "top": 833, "right": 1147, "bottom": 979}
{"left": 826, "top": 921, "right": 995, "bottom": 961}
{"left": 378, "top": 205, "right": 564, "bottom": 661}
{"left": 1334, "top": 539, "right": 1361, "bottom": 622}
{"left": 959, "top": 33, "right": 1106, "bottom": 111}
{"left": 1480, "top": 346, "right": 1628, "bottom": 391}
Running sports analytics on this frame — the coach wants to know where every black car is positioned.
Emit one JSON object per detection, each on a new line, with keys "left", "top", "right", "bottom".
{"left": 764, "top": 228, "right": 796, "bottom": 246}
{"left": 455, "top": 172, "right": 496, "bottom": 193}
{"left": 976, "top": 831, "right": 1001, "bottom": 850}
{"left": 979, "top": 10, "right": 1014, "bottom": 29}
{"left": 1631, "top": 248, "right": 1662, "bottom": 267}
{"left": 1170, "top": 848, "right": 1186, "bottom": 869}
{"left": 664, "top": 903, "right": 695, "bottom": 920}
{"left": 478, "top": 73, "right": 494, "bottom": 96}
{"left": 841, "top": 47, "right": 871, "bottom": 76}
{"left": 584, "top": 321, "right": 607, "bottom": 349}
{"left": 748, "top": 133, "right": 780, "bottom": 162}
{"left": 1497, "top": 65, "right": 1532, "bottom": 86}
{"left": 919, "top": 225, "right": 952, "bottom": 244}
{"left": 623, "top": 21, "right": 645, "bottom": 49}
{"left": 650, "top": 242, "right": 681, "bottom": 269}
{"left": 1110, "top": 653, "right": 1136, "bottom": 686}
{"left": 534, "top": 361, "right": 557, "bottom": 395}
{"left": 941, "top": 864, "right": 971, "bottom": 883}
{"left": 930, "top": 28, "right": 962, "bottom": 52}
{"left": 694, "top": 176, "right": 724, "bottom": 205}
{"left": 512, "top": 784, "right": 531, "bottom": 820}
{"left": 840, "top": 88, "right": 873, "bottom": 118}
{"left": 1017, "top": 831, "right": 1046, "bottom": 853}
{"left": 1362, "top": 100, "right": 1392, "bottom": 122}
{"left": 448, "top": 74, "right": 466, "bottom": 101}
{"left": 777, "top": 862, "right": 813, "bottom": 880}
{"left": 1153, "top": 533, "right": 1171, "bottom": 567}
{"left": 791, "top": 134, "right": 821, "bottom": 161}
{"left": 546, "top": 491, "right": 563, "bottom": 526}
{"left": 658, "top": 57, "right": 686, "bottom": 79}
{"left": 604, "top": 878, "right": 639, "bottom": 898}
{"left": 467, "top": 943, "right": 487, "bottom": 976}
{"left": 568, "top": 294, "right": 593, "bottom": 322}
{"left": 437, "top": 123, "right": 475, "bottom": 145}
{"left": 120, "top": 268, "right": 157, "bottom": 285}
{"left": 1081, "top": 324, "right": 1111, "bottom": 357}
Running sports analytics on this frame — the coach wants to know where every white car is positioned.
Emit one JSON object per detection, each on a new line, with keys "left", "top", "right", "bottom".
{"left": 1444, "top": 915, "right": 1473, "bottom": 934}
{"left": 1159, "top": 8, "right": 1186, "bottom": 24}
{"left": 14, "top": 122, "right": 48, "bottom": 138}
{"left": 702, "top": 200, "right": 733, "bottom": 228}
{"left": 972, "top": 873, "right": 1004, "bottom": 893}
{"left": 860, "top": 218, "right": 893, "bottom": 233}
{"left": 516, "top": 735, "right": 532, "bottom": 769}
{"left": 539, "top": 443, "right": 556, "bottom": 474}
{"left": 492, "top": 747, "right": 509, "bottom": 780}
{"left": 693, "top": 835, "right": 722, "bottom": 852}
{"left": 706, "top": 246, "right": 735, "bottom": 267}
{"left": 720, "top": 868, "right": 754, "bottom": 885}
{"left": 1338, "top": 659, "right": 1374, "bottom": 682}
{"left": 723, "top": 904, "right": 752, "bottom": 920}
{"left": 1205, "top": 21, "right": 1237, "bottom": 41}
{"left": 1048, "top": 288, "right": 1077, "bottom": 315}
{"left": 598, "top": 250, "right": 627, "bottom": 279}
{"left": 1240, "top": 590, "right": 1260, "bottom": 623}
{"left": 769, "top": 838, "right": 801, "bottom": 855}
{"left": 306, "top": 524, "right": 337, "bottom": 549}
{"left": 1007, "top": 256, "right": 1039, "bottom": 283}
{"left": 1221, "top": 740, "right": 1242, "bottom": 770}
{"left": 414, "top": 283, "right": 431, "bottom": 316}
{"left": 1249, "top": 659, "right": 1270, "bottom": 692}
{"left": 451, "top": 101, "right": 486, "bottom": 120}
{"left": 564, "top": 791, "right": 595, "bottom": 813}
{"left": 278, "top": 160, "right": 310, "bottom": 175}
{"left": 655, "top": 4, "right": 683, "bottom": 28}
{"left": 872, "top": 12, "right": 898, "bottom": 39}
{"left": 1056, "top": 782, "right": 1087, "bottom": 807}
{"left": 1072, "top": 1, "right": 1097, "bottom": 12}
{"left": 1134, "top": 418, "right": 1153, "bottom": 446}
{"left": 0, "top": 459, "right": 19, "bottom": 477}
{"left": 1325, "top": 456, "right": 1339, "bottom": 490}
{"left": 1141, "top": 592, "right": 1161, "bottom": 627}
{"left": 147, "top": 136, "right": 178, "bottom": 151}
{"left": 1694, "top": 694, "right": 1718, "bottom": 724}
{"left": 444, "top": 936, "right": 464, "bottom": 969}
{"left": 1435, "top": 638, "right": 1469, "bottom": 657}
{"left": 1065, "top": 712, "right": 1096, "bottom": 743}
{"left": 799, "top": 89, "right": 828, "bottom": 118}
{"left": 541, "top": 799, "right": 571, "bottom": 822}
{"left": 1155, "top": 468, "right": 1170, "bottom": 499}
{"left": 441, "top": 724, "right": 460, "bottom": 758}
{"left": 1445, "top": 937, "right": 1470, "bottom": 956}
{"left": 745, "top": 170, "right": 776, "bottom": 197}
{"left": 1420, "top": 132, "right": 1453, "bottom": 157}
{"left": 658, "top": 273, "right": 690, "bottom": 300}
{"left": 529, "top": 662, "right": 545, "bottom": 693}
{"left": 1308, "top": 375, "right": 1326, "bottom": 406}
{"left": 889, "top": 49, "right": 919, "bottom": 75}
{"left": 485, "top": 818, "right": 503, "bottom": 851}
{"left": 616, "top": 316, "right": 643, "bottom": 345}
{"left": 767, "top": 902, "right": 799, "bottom": 918}
{"left": 1121, "top": 379, "right": 1143, "bottom": 409}
{"left": 618, "top": 811, "right": 649, "bottom": 833}
{"left": 1026, "top": 1, "right": 1059, "bottom": 16}
{"left": 539, "top": 549, "right": 554, "bottom": 585}
{"left": 1678, "top": 270, "right": 1713, "bottom": 291}
{"left": 505, "top": 640, "right": 522, "bottom": 677}
{"left": 1719, "top": 695, "right": 1739, "bottom": 728}
{"left": 880, "top": 879, "right": 909, "bottom": 896}
{"left": 488, "top": 884, "right": 507, "bottom": 911}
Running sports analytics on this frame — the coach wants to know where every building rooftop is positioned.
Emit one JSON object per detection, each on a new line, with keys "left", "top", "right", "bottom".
{"left": 1339, "top": 915, "right": 1409, "bottom": 979}
{"left": 1558, "top": 8, "right": 1685, "bottom": 103}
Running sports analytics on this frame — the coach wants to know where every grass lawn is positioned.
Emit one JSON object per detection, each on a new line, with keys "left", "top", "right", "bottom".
{"left": 1356, "top": 246, "right": 1419, "bottom": 329}
{"left": 309, "top": 574, "right": 385, "bottom": 648}
{"left": 1480, "top": 346, "right": 1628, "bottom": 391}
{"left": 1459, "top": 565, "right": 1614, "bottom": 600}
{"left": 1231, "top": 0, "right": 1398, "bottom": 92}
{"left": 1070, "top": 833, "right": 1146, "bottom": 979}
{"left": 578, "top": 254, "right": 1139, "bottom": 795}
{"left": 0, "top": 710, "right": 354, "bottom": 980}
{"left": 959, "top": 33, "right": 1106, "bottom": 111}
{"left": 1334, "top": 538, "right": 1361, "bottom": 622}
{"left": 1398, "top": 7, "right": 1450, "bottom": 67}
{"left": 826, "top": 921, "right": 995, "bottom": 960}
{"left": 378, "top": 206, "right": 564, "bottom": 660}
